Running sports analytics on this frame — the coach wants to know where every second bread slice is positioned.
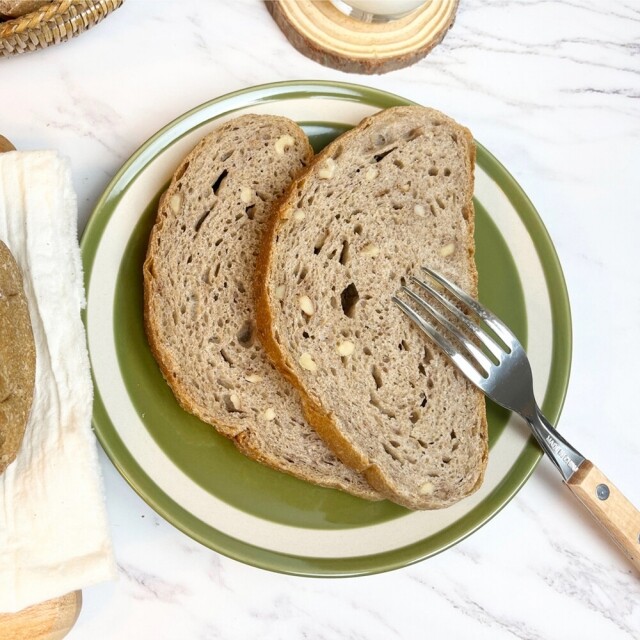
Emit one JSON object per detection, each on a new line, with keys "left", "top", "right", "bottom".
{"left": 257, "top": 106, "right": 488, "bottom": 510}
{"left": 144, "top": 114, "right": 380, "bottom": 500}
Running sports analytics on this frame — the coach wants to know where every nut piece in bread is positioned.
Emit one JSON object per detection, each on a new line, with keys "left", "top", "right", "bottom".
{"left": 256, "top": 106, "right": 488, "bottom": 510}
{"left": 0, "top": 240, "right": 36, "bottom": 474}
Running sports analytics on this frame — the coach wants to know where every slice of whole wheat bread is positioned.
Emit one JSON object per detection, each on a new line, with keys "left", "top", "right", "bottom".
{"left": 144, "top": 114, "right": 381, "bottom": 500}
{"left": 256, "top": 106, "right": 488, "bottom": 510}
{"left": 0, "top": 239, "right": 36, "bottom": 474}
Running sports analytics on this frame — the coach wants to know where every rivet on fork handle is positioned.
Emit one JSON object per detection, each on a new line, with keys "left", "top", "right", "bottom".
{"left": 566, "top": 461, "right": 640, "bottom": 570}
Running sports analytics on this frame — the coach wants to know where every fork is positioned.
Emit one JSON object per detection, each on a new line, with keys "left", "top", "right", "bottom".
{"left": 393, "top": 266, "right": 640, "bottom": 573}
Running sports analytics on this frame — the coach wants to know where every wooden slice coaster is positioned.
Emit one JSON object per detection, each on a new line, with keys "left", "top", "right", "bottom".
{"left": 266, "top": 0, "right": 459, "bottom": 74}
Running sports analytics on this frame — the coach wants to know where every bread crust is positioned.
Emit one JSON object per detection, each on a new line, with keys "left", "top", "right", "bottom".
{"left": 256, "top": 106, "right": 488, "bottom": 510}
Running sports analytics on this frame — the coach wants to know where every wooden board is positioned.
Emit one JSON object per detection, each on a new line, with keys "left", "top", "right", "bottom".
{"left": 0, "top": 591, "right": 82, "bottom": 640}
{"left": 266, "top": 0, "right": 459, "bottom": 74}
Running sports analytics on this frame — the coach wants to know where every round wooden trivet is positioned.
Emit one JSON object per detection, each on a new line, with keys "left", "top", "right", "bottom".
{"left": 265, "top": 0, "right": 459, "bottom": 74}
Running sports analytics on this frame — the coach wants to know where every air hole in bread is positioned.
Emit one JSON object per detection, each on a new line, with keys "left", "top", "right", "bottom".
{"left": 174, "top": 162, "right": 189, "bottom": 181}
{"left": 406, "top": 127, "right": 424, "bottom": 140}
{"left": 236, "top": 320, "right": 254, "bottom": 348}
{"left": 363, "top": 346, "right": 372, "bottom": 356}
{"left": 314, "top": 230, "right": 330, "bottom": 254}
{"left": 382, "top": 443, "right": 402, "bottom": 461}
{"left": 340, "top": 283, "right": 359, "bottom": 318}
{"left": 427, "top": 378, "right": 435, "bottom": 390}
{"left": 420, "top": 393, "right": 428, "bottom": 407}
{"left": 332, "top": 145, "right": 343, "bottom": 160}
{"left": 442, "top": 456, "right": 451, "bottom": 464}
{"left": 194, "top": 210, "right": 212, "bottom": 234}
{"left": 339, "top": 240, "right": 350, "bottom": 266}
{"left": 186, "top": 255, "right": 192, "bottom": 265}
{"left": 302, "top": 331, "right": 310, "bottom": 339}
{"left": 450, "top": 133, "right": 458, "bottom": 143}
{"left": 393, "top": 159, "right": 404, "bottom": 169}
{"left": 220, "top": 349, "right": 234, "bottom": 366}
{"left": 417, "top": 439, "right": 429, "bottom": 449}
{"left": 221, "top": 150, "right": 234, "bottom": 161}
{"left": 399, "top": 339, "right": 410, "bottom": 351}
{"left": 376, "top": 188, "right": 390, "bottom": 198}
{"left": 212, "top": 169, "right": 228, "bottom": 195}
{"left": 429, "top": 167, "right": 438, "bottom": 176}
{"left": 223, "top": 394, "right": 240, "bottom": 412}
{"left": 353, "top": 223, "right": 363, "bottom": 235}
{"left": 245, "top": 205, "right": 255, "bottom": 220}
{"left": 444, "top": 168, "right": 451, "bottom": 177}
{"left": 217, "top": 377, "right": 234, "bottom": 390}
{"left": 423, "top": 346, "right": 433, "bottom": 364}
{"left": 392, "top": 203, "right": 403, "bottom": 211}
{"left": 374, "top": 146, "right": 397, "bottom": 163}
{"left": 409, "top": 410, "right": 420, "bottom": 424}
{"left": 297, "top": 266, "right": 308, "bottom": 282}
{"left": 429, "top": 203, "right": 437, "bottom": 216}
{"left": 371, "top": 365, "right": 383, "bottom": 389}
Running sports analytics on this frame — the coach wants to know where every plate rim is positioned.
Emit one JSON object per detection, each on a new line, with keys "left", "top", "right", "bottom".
{"left": 80, "top": 80, "right": 572, "bottom": 577}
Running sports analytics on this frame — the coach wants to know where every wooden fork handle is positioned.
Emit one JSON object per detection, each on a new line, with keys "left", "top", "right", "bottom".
{"left": 566, "top": 460, "right": 640, "bottom": 573}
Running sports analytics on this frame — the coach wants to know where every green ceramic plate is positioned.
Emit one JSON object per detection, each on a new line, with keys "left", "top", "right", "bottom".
{"left": 81, "top": 81, "right": 571, "bottom": 576}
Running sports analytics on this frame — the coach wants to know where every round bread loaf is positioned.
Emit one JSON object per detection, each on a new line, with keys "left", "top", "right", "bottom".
{"left": 0, "top": 239, "right": 36, "bottom": 474}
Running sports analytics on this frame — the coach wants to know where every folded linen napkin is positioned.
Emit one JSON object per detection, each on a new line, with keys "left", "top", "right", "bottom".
{"left": 0, "top": 150, "right": 116, "bottom": 613}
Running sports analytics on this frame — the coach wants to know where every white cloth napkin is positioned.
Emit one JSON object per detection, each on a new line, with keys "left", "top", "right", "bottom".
{"left": 0, "top": 150, "right": 116, "bottom": 613}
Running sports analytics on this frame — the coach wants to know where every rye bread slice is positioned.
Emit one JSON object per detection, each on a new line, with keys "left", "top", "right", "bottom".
{"left": 256, "top": 106, "right": 488, "bottom": 510}
{"left": 144, "top": 114, "right": 381, "bottom": 500}
{"left": 0, "top": 240, "right": 36, "bottom": 474}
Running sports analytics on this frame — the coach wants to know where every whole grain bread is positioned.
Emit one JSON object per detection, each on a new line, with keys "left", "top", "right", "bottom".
{"left": 256, "top": 106, "right": 488, "bottom": 510}
{"left": 0, "top": 240, "right": 35, "bottom": 474}
{"left": 144, "top": 114, "right": 381, "bottom": 500}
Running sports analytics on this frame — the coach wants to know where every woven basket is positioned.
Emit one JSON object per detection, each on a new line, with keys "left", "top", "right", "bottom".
{"left": 0, "top": 0, "right": 124, "bottom": 57}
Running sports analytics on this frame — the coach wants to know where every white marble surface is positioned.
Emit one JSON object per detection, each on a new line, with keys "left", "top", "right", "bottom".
{"left": 3, "top": 0, "right": 640, "bottom": 637}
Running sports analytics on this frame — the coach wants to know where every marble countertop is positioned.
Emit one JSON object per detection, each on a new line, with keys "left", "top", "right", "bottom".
{"left": 3, "top": 0, "right": 639, "bottom": 637}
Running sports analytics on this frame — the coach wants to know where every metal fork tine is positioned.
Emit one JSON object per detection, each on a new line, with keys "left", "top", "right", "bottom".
{"left": 421, "top": 266, "right": 515, "bottom": 348}
{"left": 392, "top": 296, "right": 486, "bottom": 388}
{"left": 401, "top": 286, "right": 494, "bottom": 375}
{"left": 410, "top": 276, "right": 503, "bottom": 360}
